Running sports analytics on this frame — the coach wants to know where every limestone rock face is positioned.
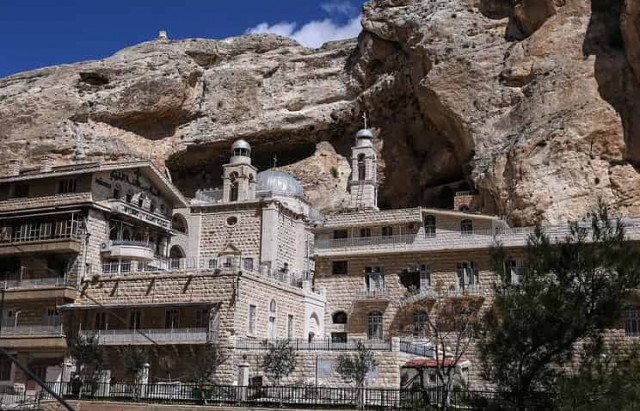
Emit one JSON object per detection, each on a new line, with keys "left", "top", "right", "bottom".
{"left": 2, "top": 1, "right": 640, "bottom": 225}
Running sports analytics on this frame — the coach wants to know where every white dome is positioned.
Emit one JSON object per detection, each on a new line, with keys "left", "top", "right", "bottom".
{"left": 356, "top": 129, "right": 373, "bottom": 139}
{"left": 232, "top": 139, "right": 251, "bottom": 152}
{"left": 257, "top": 170, "right": 303, "bottom": 197}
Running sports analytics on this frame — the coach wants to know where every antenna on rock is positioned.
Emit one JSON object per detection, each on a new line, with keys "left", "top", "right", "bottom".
{"left": 158, "top": 30, "right": 168, "bottom": 40}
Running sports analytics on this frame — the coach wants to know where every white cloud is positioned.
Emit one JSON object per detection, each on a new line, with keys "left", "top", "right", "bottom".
{"left": 246, "top": 14, "right": 362, "bottom": 49}
{"left": 321, "top": 1, "right": 357, "bottom": 16}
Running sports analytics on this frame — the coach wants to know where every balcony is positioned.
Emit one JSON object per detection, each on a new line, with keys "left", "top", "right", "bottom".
{"left": 0, "top": 325, "right": 66, "bottom": 350}
{"left": 1, "top": 274, "right": 75, "bottom": 302}
{"left": 443, "top": 284, "right": 493, "bottom": 298}
{"left": 399, "top": 287, "right": 439, "bottom": 307}
{"left": 101, "top": 240, "right": 155, "bottom": 261}
{"left": 354, "top": 288, "right": 392, "bottom": 302}
{"left": 78, "top": 328, "right": 209, "bottom": 345}
{"left": 108, "top": 199, "right": 170, "bottom": 230}
{"left": 2, "top": 276, "right": 68, "bottom": 290}
{"left": 0, "top": 219, "right": 83, "bottom": 255}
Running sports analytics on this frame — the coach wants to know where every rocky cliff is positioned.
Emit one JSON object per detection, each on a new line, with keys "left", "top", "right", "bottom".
{"left": 1, "top": 0, "right": 639, "bottom": 224}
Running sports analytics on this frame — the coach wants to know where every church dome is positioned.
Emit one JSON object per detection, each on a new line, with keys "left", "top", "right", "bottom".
{"left": 356, "top": 129, "right": 373, "bottom": 139}
{"left": 257, "top": 170, "right": 303, "bottom": 197}
{"left": 232, "top": 139, "right": 251, "bottom": 152}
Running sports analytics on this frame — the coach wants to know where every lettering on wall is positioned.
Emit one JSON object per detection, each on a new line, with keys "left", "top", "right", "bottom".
{"left": 109, "top": 170, "right": 160, "bottom": 197}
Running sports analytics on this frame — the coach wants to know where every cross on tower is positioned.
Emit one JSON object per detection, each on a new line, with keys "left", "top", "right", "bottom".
{"left": 273, "top": 154, "right": 278, "bottom": 168}
{"left": 362, "top": 111, "right": 368, "bottom": 129}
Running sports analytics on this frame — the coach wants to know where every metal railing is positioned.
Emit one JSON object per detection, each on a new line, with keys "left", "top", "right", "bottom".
{"left": 235, "top": 338, "right": 393, "bottom": 351}
{"left": 78, "top": 328, "right": 209, "bottom": 345}
{"left": 108, "top": 199, "right": 171, "bottom": 229}
{"left": 399, "top": 340, "right": 435, "bottom": 358}
{"left": 109, "top": 239, "right": 153, "bottom": 247}
{"left": 0, "top": 219, "right": 83, "bottom": 244}
{"left": 40, "top": 382, "right": 554, "bottom": 410}
{"left": 0, "top": 324, "right": 64, "bottom": 337}
{"left": 355, "top": 288, "right": 392, "bottom": 300}
{"left": 1, "top": 276, "right": 68, "bottom": 290}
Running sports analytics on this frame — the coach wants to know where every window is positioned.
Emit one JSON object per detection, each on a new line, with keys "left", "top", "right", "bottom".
{"left": 208, "top": 259, "right": 217, "bottom": 269}
{"left": 149, "top": 200, "right": 157, "bottom": 213}
{"left": 367, "top": 311, "right": 383, "bottom": 340}
{"left": 57, "top": 178, "right": 77, "bottom": 194}
{"left": 457, "top": 261, "right": 479, "bottom": 289}
{"left": 13, "top": 183, "right": 29, "bottom": 198}
{"left": 229, "top": 172, "right": 239, "bottom": 202}
{"left": 129, "top": 311, "right": 141, "bottom": 330}
{"left": 360, "top": 228, "right": 371, "bottom": 237}
{"left": 333, "top": 230, "right": 348, "bottom": 239}
{"left": 138, "top": 194, "right": 146, "bottom": 208}
{"left": 43, "top": 307, "right": 59, "bottom": 326}
{"left": 226, "top": 216, "right": 238, "bottom": 226}
{"left": 270, "top": 300, "right": 277, "bottom": 313}
{"left": 331, "top": 332, "right": 347, "bottom": 343}
{"left": 113, "top": 184, "right": 122, "bottom": 199}
{"left": 506, "top": 260, "right": 523, "bottom": 284}
{"left": 95, "top": 312, "right": 108, "bottom": 330}
{"left": 195, "top": 309, "right": 208, "bottom": 328}
{"left": 381, "top": 226, "right": 393, "bottom": 236}
{"left": 365, "top": 266, "right": 384, "bottom": 291}
{"left": 625, "top": 307, "right": 640, "bottom": 337}
{"left": 424, "top": 215, "right": 436, "bottom": 237}
{"left": 357, "top": 153, "right": 366, "bottom": 181}
{"left": 332, "top": 311, "right": 347, "bottom": 324}
{"left": 460, "top": 219, "right": 473, "bottom": 235}
{"left": 248, "top": 304, "right": 256, "bottom": 334}
{"left": 287, "top": 315, "right": 294, "bottom": 339}
{"left": 413, "top": 312, "right": 428, "bottom": 337}
{"left": 268, "top": 301, "right": 277, "bottom": 339}
{"left": 243, "top": 258, "right": 254, "bottom": 272}
{"left": 332, "top": 261, "right": 348, "bottom": 275}
{"left": 125, "top": 190, "right": 133, "bottom": 203}
{"left": 0, "top": 357, "right": 11, "bottom": 381}
{"left": 165, "top": 309, "right": 180, "bottom": 329}
{"left": 401, "top": 264, "right": 431, "bottom": 289}
{"left": 120, "top": 260, "right": 131, "bottom": 273}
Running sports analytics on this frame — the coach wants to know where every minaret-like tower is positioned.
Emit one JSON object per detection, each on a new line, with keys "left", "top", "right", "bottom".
{"left": 222, "top": 140, "right": 258, "bottom": 203}
{"left": 349, "top": 129, "right": 379, "bottom": 210}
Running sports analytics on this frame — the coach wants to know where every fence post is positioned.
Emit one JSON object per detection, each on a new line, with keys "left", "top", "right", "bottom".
{"left": 237, "top": 356, "right": 249, "bottom": 403}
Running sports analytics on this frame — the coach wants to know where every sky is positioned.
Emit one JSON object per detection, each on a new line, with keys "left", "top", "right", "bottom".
{"left": 0, "top": 0, "right": 364, "bottom": 79}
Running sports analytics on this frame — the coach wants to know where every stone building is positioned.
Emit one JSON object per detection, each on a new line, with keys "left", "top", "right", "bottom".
{"left": 0, "top": 159, "right": 187, "bottom": 388}
{"left": 59, "top": 140, "right": 325, "bottom": 384}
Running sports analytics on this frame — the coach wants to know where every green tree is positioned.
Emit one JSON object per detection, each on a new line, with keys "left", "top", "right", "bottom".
{"left": 262, "top": 340, "right": 297, "bottom": 385}
{"left": 122, "top": 346, "right": 149, "bottom": 384}
{"left": 336, "top": 340, "right": 378, "bottom": 409}
{"left": 68, "top": 334, "right": 107, "bottom": 397}
{"left": 478, "top": 203, "right": 640, "bottom": 410}
{"left": 191, "top": 343, "right": 228, "bottom": 384}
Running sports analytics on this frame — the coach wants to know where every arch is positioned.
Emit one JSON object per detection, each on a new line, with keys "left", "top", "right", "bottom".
{"left": 269, "top": 299, "right": 277, "bottom": 313}
{"left": 332, "top": 311, "right": 347, "bottom": 324}
{"left": 461, "top": 219, "right": 473, "bottom": 235}
{"left": 171, "top": 214, "right": 188, "bottom": 234}
{"left": 308, "top": 312, "right": 320, "bottom": 342}
{"left": 169, "top": 245, "right": 186, "bottom": 258}
{"left": 424, "top": 214, "right": 436, "bottom": 237}
{"left": 357, "top": 153, "right": 366, "bottom": 181}
{"left": 229, "top": 172, "right": 239, "bottom": 202}
{"left": 367, "top": 311, "right": 383, "bottom": 340}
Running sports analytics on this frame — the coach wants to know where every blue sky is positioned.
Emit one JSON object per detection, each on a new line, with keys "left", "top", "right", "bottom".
{"left": 0, "top": 0, "right": 364, "bottom": 78}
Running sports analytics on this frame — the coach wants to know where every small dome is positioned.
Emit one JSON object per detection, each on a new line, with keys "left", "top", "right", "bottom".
{"left": 257, "top": 170, "right": 303, "bottom": 197}
{"left": 356, "top": 129, "right": 373, "bottom": 139}
{"left": 232, "top": 139, "right": 251, "bottom": 152}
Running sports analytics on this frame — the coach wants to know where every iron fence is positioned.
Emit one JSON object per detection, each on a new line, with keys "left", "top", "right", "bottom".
{"left": 37, "top": 382, "right": 553, "bottom": 410}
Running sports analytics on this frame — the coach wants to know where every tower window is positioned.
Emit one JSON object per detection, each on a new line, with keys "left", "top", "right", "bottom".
{"left": 357, "top": 153, "right": 366, "bottom": 181}
{"left": 229, "top": 172, "right": 239, "bottom": 202}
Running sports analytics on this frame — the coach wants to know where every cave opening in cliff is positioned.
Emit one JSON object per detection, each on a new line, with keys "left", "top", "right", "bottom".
{"left": 166, "top": 139, "right": 317, "bottom": 198}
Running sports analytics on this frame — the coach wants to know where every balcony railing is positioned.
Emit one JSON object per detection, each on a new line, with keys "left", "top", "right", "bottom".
{"left": 1, "top": 276, "right": 68, "bottom": 290}
{"left": 399, "top": 287, "right": 439, "bottom": 306}
{"left": 355, "top": 288, "right": 392, "bottom": 301}
{"left": 108, "top": 199, "right": 170, "bottom": 229}
{"left": 0, "top": 219, "right": 83, "bottom": 245}
{"left": 235, "top": 338, "right": 392, "bottom": 351}
{"left": 0, "top": 324, "right": 64, "bottom": 337}
{"left": 79, "top": 328, "right": 209, "bottom": 345}
{"left": 101, "top": 240, "right": 155, "bottom": 261}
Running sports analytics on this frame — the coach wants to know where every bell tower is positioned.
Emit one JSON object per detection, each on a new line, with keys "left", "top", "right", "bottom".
{"left": 349, "top": 128, "right": 379, "bottom": 210}
{"left": 222, "top": 140, "right": 258, "bottom": 203}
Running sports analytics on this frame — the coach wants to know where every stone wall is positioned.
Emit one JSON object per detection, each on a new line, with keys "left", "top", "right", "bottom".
{"left": 0, "top": 192, "right": 93, "bottom": 212}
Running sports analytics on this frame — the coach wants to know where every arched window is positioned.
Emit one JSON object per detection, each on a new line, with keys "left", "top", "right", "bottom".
{"left": 171, "top": 214, "right": 188, "bottom": 234}
{"left": 270, "top": 300, "right": 277, "bottom": 313}
{"left": 367, "top": 311, "right": 383, "bottom": 340}
{"left": 332, "top": 311, "right": 347, "bottom": 324}
{"left": 461, "top": 219, "right": 473, "bottom": 235}
{"left": 125, "top": 190, "right": 133, "bottom": 203}
{"left": 138, "top": 193, "right": 146, "bottom": 208}
{"left": 357, "top": 153, "right": 366, "bottom": 181}
{"left": 169, "top": 245, "right": 186, "bottom": 270}
{"left": 424, "top": 215, "right": 436, "bottom": 237}
{"left": 229, "top": 172, "right": 239, "bottom": 202}
{"left": 113, "top": 184, "right": 122, "bottom": 200}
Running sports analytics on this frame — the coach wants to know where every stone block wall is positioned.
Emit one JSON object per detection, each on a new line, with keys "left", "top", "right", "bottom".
{"left": 197, "top": 204, "right": 262, "bottom": 262}
{"left": 0, "top": 192, "right": 92, "bottom": 212}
